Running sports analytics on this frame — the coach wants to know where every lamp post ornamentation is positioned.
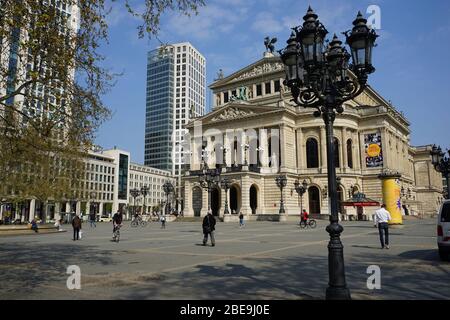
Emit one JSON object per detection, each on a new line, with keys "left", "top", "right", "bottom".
{"left": 431, "top": 145, "right": 450, "bottom": 199}
{"left": 279, "top": 6, "right": 378, "bottom": 300}
{"left": 220, "top": 178, "right": 231, "bottom": 215}
{"left": 294, "top": 179, "right": 308, "bottom": 214}
{"left": 198, "top": 167, "right": 221, "bottom": 212}
{"left": 275, "top": 175, "right": 287, "bottom": 214}
{"left": 163, "top": 181, "right": 174, "bottom": 215}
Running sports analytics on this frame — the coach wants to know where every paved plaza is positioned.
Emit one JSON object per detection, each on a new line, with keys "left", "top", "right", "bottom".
{"left": 0, "top": 218, "right": 449, "bottom": 300}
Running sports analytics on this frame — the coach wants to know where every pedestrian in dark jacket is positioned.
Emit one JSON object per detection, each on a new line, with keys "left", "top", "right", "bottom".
{"left": 72, "top": 215, "right": 82, "bottom": 241}
{"left": 89, "top": 212, "right": 96, "bottom": 228}
{"left": 202, "top": 210, "right": 216, "bottom": 246}
{"left": 239, "top": 213, "right": 245, "bottom": 228}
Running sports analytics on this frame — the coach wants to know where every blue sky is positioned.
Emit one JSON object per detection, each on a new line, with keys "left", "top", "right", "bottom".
{"left": 96, "top": 0, "right": 450, "bottom": 164}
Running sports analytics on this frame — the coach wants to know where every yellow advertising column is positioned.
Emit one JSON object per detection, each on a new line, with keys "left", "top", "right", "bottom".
{"left": 378, "top": 172, "right": 403, "bottom": 225}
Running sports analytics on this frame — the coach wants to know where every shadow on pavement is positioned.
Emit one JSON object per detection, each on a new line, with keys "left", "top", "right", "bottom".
{"left": 120, "top": 249, "right": 450, "bottom": 300}
{"left": 0, "top": 241, "right": 114, "bottom": 297}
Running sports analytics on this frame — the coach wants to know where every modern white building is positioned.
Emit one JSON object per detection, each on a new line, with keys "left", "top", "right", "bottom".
{"left": 129, "top": 163, "right": 176, "bottom": 213}
{"left": 0, "top": 147, "right": 175, "bottom": 223}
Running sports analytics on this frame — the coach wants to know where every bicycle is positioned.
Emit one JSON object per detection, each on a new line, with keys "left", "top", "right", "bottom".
{"left": 112, "top": 224, "right": 122, "bottom": 242}
{"left": 299, "top": 219, "right": 317, "bottom": 229}
{"left": 131, "top": 215, "right": 148, "bottom": 228}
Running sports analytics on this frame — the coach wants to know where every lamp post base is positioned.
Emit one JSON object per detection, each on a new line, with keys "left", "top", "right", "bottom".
{"left": 278, "top": 214, "right": 287, "bottom": 222}
{"left": 325, "top": 286, "right": 351, "bottom": 300}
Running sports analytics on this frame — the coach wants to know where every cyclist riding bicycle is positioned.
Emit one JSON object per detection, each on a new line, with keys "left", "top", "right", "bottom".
{"left": 300, "top": 209, "right": 309, "bottom": 225}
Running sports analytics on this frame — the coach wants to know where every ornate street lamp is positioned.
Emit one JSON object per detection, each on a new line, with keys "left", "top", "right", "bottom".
{"left": 163, "top": 181, "right": 174, "bottom": 215}
{"left": 431, "top": 145, "right": 450, "bottom": 199}
{"left": 279, "top": 7, "right": 378, "bottom": 300}
{"left": 241, "top": 143, "right": 250, "bottom": 166}
{"left": 294, "top": 179, "right": 308, "bottom": 213}
{"left": 130, "top": 188, "right": 140, "bottom": 217}
{"left": 140, "top": 185, "right": 150, "bottom": 214}
{"left": 275, "top": 175, "right": 287, "bottom": 214}
{"left": 199, "top": 167, "right": 221, "bottom": 212}
{"left": 220, "top": 178, "right": 231, "bottom": 215}
{"left": 220, "top": 145, "right": 230, "bottom": 168}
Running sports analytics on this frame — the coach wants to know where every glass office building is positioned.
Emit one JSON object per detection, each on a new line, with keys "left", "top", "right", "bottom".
{"left": 144, "top": 42, "right": 206, "bottom": 176}
{"left": 144, "top": 48, "right": 175, "bottom": 171}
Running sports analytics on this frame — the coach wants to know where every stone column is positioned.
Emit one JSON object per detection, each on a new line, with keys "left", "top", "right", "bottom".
{"left": 99, "top": 202, "right": 104, "bottom": 216}
{"left": 241, "top": 178, "right": 250, "bottom": 215}
{"left": 55, "top": 203, "right": 61, "bottom": 221}
{"left": 241, "top": 130, "right": 247, "bottom": 167}
{"left": 259, "top": 128, "right": 269, "bottom": 167}
{"left": 29, "top": 199, "right": 36, "bottom": 221}
{"left": 76, "top": 201, "right": 81, "bottom": 215}
{"left": 297, "top": 128, "right": 304, "bottom": 170}
{"left": 185, "top": 181, "right": 194, "bottom": 217}
{"left": 223, "top": 133, "right": 230, "bottom": 167}
{"left": 342, "top": 128, "right": 348, "bottom": 170}
{"left": 320, "top": 126, "right": 327, "bottom": 171}
{"left": 279, "top": 124, "right": 286, "bottom": 170}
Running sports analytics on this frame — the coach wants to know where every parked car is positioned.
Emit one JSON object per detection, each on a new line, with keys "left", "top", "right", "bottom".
{"left": 99, "top": 215, "right": 112, "bottom": 222}
{"left": 437, "top": 199, "right": 450, "bottom": 261}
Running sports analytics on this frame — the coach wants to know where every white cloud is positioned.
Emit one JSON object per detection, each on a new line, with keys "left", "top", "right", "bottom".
{"left": 251, "top": 12, "right": 284, "bottom": 34}
{"left": 166, "top": 3, "right": 252, "bottom": 40}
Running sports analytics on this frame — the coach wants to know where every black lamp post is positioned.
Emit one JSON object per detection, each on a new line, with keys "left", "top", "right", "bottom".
{"left": 199, "top": 167, "right": 221, "bottom": 212}
{"left": 431, "top": 145, "right": 450, "bottom": 199}
{"left": 163, "top": 181, "right": 174, "bottom": 215}
{"left": 279, "top": 7, "right": 378, "bottom": 300}
{"left": 275, "top": 175, "right": 287, "bottom": 214}
{"left": 130, "top": 188, "right": 140, "bottom": 216}
{"left": 294, "top": 179, "right": 308, "bottom": 213}
{"left": 140, "top": 185, "right": 150, "bottom": 214}
{"left": 220, "top": 178, "right": 231, "bottom": 215}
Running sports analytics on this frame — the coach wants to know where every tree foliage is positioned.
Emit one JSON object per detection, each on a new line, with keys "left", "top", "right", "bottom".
{"left": 0, "top": 0, "right": 205, "bottom": 205}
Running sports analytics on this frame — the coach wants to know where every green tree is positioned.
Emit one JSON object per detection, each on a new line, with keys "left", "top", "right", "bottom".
{"left": 0, "top": 0, "right": 205, "bottom": 205}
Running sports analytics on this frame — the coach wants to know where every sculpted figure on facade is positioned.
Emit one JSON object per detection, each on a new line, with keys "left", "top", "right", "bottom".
{"left": 211, "top": 107, "right": 255, "bottom": 122}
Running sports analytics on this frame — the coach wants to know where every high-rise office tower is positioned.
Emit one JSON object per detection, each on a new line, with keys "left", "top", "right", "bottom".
{"left": 0, "top": 2, "right": 79, "bottom": 118}
{"left": 144, "top": 42, "right": 206, "bottom": 176}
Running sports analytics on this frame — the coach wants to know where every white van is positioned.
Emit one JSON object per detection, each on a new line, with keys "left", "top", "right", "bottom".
{"left": 437, "top": 199, "right": 450, "bottom": 261}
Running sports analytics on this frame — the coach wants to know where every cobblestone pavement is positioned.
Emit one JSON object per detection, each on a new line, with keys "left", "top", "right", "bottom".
{"left": 0, "top": 218, "right": 448, "bottom": 300}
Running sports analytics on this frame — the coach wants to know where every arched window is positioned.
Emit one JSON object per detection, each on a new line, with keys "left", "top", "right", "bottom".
{"left": 333, "top": 137, "right": 340, "bottom": 168}
{"left": 347, "top": 139, "right": 353, "bottom": 169}
{"left": 306, "top": 138, "right": 319, "bottom": 168}
{"left": 308, "top": 186, "right": 321, "bottom": 214}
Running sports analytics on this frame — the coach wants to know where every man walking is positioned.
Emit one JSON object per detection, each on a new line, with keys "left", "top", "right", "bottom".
{"left": 161, "top": 214, "right": 166, "bottom": 229}
{"left": 239, "top": 212, "right": 245, "bottom": 228}
{"left": 202, "top": 210, "right": 216, "bottom": 247}
{"left": 374, "top": 204, "right": 392, "bottom": 249}
{"left": 72, "top": 214, "right": 82, "bottom": 241}
{"left": 89, "top": 212, "right": 96, "bottom": 228}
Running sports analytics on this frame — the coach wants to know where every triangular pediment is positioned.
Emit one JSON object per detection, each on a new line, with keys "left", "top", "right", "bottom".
{"left": 187, "top": 102, "right": 282, "bottom": 127}
{"left": 209, "top": 54, "right": 284, "bottom": 89}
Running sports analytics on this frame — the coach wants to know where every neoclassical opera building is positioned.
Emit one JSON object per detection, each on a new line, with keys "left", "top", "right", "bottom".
{"left": 182, "top": 52, "right": 443, "bottom": 220}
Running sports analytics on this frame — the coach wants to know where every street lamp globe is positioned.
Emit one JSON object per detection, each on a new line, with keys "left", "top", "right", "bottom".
{"left": 297, "top": 6, "right": 328, "bottom": 66}
{"left": 344, "top": 11, "right": 378, "bottom": 76}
